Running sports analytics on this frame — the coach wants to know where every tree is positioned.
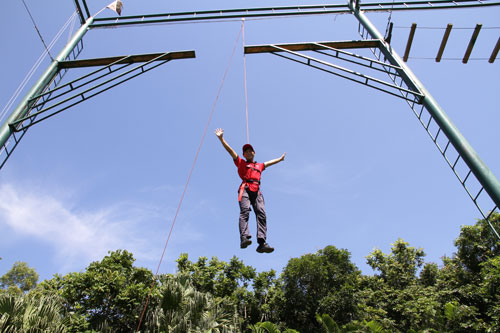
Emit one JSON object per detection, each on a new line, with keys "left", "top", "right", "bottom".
{"left": 361, "top": 240, "right": 444, "bottom": 331}
{"left": 279, "top": 245, "right": 361, "bottom": 332}
{"left": 248, "top": 321, "right": 299, "bottom": 333}
{"left": 249, "top": 269, "right": 279, "bottom": 323}
{"left": 36, "top": 249, "right": 155, "bottom": 332}
{"left": 454, "top": 212, "right": 500, "bottom": 274}
{"left": 419, "top": 262, "right": 438, "bottom": 287}
{"left": 435, "top": 213, "right": 500, "bottom": 331}
{"left": 176, "top": 253, "right": 259, "bottom": 327}
{"left": 146, "top": 273, "right": 240, "bottom": 332}
{"left": 479, "top": 256, "right": 500, "bottom": 331}
{"left": 0, "top": 293, "right": 68, "bottom": 332}
{"left": 366, "top": 238, "right": 425, "bottom": 289}
{"left": 176, "top": 253, "right": 256, "bottom": 299}
{"left": 0, "top": 262, "right": 39, "bottom": 296}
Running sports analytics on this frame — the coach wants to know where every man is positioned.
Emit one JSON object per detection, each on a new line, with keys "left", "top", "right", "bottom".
{"left": 215, "top": 128, "right": 285, "bottom": 253}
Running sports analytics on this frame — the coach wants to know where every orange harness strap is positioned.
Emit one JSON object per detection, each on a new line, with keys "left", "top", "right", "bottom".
{"left": 238, "top": 183, "right": 246, "bottom": 202}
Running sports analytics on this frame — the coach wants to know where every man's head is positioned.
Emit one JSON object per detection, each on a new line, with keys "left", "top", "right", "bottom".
{"left": 242, "top": 144, "right": 255, "bottom": 161}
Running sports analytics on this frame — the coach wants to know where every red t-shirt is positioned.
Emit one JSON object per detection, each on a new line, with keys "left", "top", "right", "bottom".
{"left": 234, "top": 156, "right": 265, "bottom": 192}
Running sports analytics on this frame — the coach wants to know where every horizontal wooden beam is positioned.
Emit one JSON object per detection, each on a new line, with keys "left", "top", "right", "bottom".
{"left": 58, "top": 51, "right": 196, "bottom": 69}
{"left": 244, "top": 40, "right": 380, "bottom": 54}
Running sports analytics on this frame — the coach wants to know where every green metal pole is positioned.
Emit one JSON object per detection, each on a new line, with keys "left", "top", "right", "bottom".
{"left": 0, "top": 16, "right": 94, "bottom": 150}
{"left": 348, "top": 1, "right": 500, "bottom": 212}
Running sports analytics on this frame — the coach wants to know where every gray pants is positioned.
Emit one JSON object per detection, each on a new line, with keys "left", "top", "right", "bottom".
{"left": 239, "top": 188, "right": 267, "bottom": 243}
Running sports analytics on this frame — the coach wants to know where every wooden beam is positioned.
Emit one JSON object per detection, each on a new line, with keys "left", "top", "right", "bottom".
{"left": 58, "top": 51, "right": 196, "bottom": 69}
{"left": 403, "top": 23, "right": 417, "bottom": 62}
{"left": 244, "top": 40, "right": 380, "bottom": 54}
{"left": 489, "top": 36, "right": 500, "bottom": 63}
{"left": 463, "top": 24, "right": 482, "bottom": 64}
{"left": 436, "top": 24, "right": 453, "bottom": 62}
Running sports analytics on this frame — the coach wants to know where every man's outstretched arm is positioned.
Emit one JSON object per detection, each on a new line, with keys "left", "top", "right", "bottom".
{"left": 215, "top": 128, "right": 238, "bottom": 160}
{"left": 264, "top": 152, "right": 286, "bottom": 169}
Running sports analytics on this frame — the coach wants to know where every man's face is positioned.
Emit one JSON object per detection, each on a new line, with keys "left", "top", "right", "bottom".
{"left": 243, "top": 148, "right": 255, "bottom": 161}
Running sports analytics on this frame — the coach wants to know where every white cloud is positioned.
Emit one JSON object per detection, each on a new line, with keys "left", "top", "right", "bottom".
{"left": 0, "top": 183, "right": 203, "bottom": 273}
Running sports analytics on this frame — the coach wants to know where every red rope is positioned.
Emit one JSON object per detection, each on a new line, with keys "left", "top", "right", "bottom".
{"left": 136, "top": 23, "right": 245, "bottom": 332}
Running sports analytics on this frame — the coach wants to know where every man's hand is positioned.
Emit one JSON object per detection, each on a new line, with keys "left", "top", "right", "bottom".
{"left": 215, "top": 128, "right": 238, "bottom": 159}
{"left": 280, "top": 152, "right": 286, "bottom": 161}
{"left": 215, "top": 128, "right": 224, "bottom": 139}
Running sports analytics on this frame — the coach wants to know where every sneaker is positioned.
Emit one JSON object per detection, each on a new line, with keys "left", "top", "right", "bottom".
{"left": 256, "top": 243, "right": 274, "bottom": 253}
{"left": 240, "top": 237, "right": 252, "bottom": 249}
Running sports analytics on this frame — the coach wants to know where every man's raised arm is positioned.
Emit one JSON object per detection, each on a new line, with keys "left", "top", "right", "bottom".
{"left": 215, "top": 128, "right": 238, "bottom": 160}
{"left": 264, "top": 152, "right": 286, "bottom": 169}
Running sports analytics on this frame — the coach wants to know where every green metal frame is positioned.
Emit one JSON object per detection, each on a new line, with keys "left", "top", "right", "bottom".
{"left": 350, "top": 0, "right": 500, "bottom": 238}
{"left": 0, "top": 15, "right": 195, "bottom": 169}
{"left": 88, "top": 0, "right": 500, "bottom": 28}
{"left": 10, "top": 51, "right": 195, "bottom": 132}
{"left": 242, "top": 1, "right": 500, "bottom": 238}
{"left": 0, "top": 17, "right": 93, "bottom": 168}
{"left": 2, "top": 0, "right": 499, "bottom": 238}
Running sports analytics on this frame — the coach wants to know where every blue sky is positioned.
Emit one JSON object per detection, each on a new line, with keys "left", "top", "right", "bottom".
{"left": 1, "top": 0, "right": 499, "bottom": 282}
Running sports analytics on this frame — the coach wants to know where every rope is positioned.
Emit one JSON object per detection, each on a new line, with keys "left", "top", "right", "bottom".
{"left": 0, "top": 11, "right": 77, "bottom": 124}
{"left": 242, "top": 19, "right": 250, "bottom": 144}
{"left": 20, "top": 0, "right": 54, "bottom": 61}
{"left": 67, "top": 10, "right": 77, "bottom": 43}
{"left": 135, "top": 22, "right": 245, "bottom": 332}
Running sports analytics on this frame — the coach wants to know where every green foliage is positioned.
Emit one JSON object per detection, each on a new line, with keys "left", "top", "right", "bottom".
{"left": 279, "top": 245, "right": 361, "bottom": 332}
{"left": 1, "top": 212, "right": 498, "bottom": 332}
{"left": 454, "top": 212, "right": 500, "bottom": 274}
{"left": 249, "top": 321, "right": 298, "bottom": 333}
{"left": 177, "top": 253, "right": 256, "bottom": 298}
{"left": 480, "top": 256, "right": 500, "bottom": 328}
{"left": 366, "top": 239, "right": 425, "bottom": 289}
{"left": 0, "top": 262, "right": 39, "bottom": 296}
{"left": 419, "top": 262, "right": 438, "bottom": 287}
{"left": 36, "top": 249, "right": 155, "bottom": 332}
{"left": 0, "top": 293, "right": 68, "bottom": 332}
{"left": 176, "top": 253, "right": 264, "bottom": 327}
{"left": 316, "top": 313, "right": 339, "bottom": 332}
{"left": 145, "top": 273, "right": 239, "bottom": 332}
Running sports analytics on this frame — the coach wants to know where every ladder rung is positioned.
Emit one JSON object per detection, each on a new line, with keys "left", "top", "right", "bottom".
{"left": 443, "top": 140, "right": 451, "bottom": 154}
{"left": 434, "top": 127, "right": 441, "bottom": 142}
{"left": 425, "top": 116, "right": 433, "bottom": 130}
{"left": 474, "top": 187, "right": 484, "bottom": 201}
{"left": 462, "top": 169, "right": 472, "bottom": 185}
{"left": 452, "top": 155, "right": 461, "bottom": 169}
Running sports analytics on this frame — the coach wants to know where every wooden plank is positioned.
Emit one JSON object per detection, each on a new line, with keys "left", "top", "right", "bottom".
{"left": 403, "top": 23, "right": 417, "bottom": 62}
{"left": 436, "top": 24, "right": 453, "bottom": 62}
{"left": 244, "top": 40, "right": 380, "bottom": 54}
{"left": 463, "top": 24, "right": 482, "bottom": 64}
{"left": 488, "top": 36, "right": 500, "bottom": 63}
{"left": 58, "top": 51, "right": 196, "bottom": 69}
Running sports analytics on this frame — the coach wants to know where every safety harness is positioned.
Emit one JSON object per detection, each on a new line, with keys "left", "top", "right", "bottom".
{"left": 238, "top": 163, "right": 263, "bottom": 201}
